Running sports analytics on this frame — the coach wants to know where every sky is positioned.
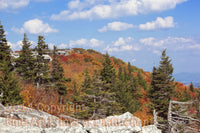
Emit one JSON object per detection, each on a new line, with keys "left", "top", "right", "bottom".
{"left": 1, "top": 0, "right": 200, "bottom": 74}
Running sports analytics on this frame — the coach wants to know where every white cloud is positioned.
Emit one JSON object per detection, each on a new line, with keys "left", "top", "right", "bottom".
{"left": 68, "top": 0, "right": 81, "bottom": 10}
{"left": 98, "top": 21, "right": 134, "bottom": 32}
{"left": 139, "top": 36, "right": 200, "bottom": 53}
{"left": 58, "top": 43, "right": 68, "bottom": 49}
{"left": 132, "top": 58, "right": 136, "bottom": 63}
{"left": 113, "top": 37, "right": 133, "bottom": 46}
{"left": 139, "top": 16, "right": 175, "bottom": 30}
{"left": 0, "top": 0, "right": 29, "bottom": 11}
{"left": 104, "top": 37, "right": 140, "bottom": 52}
{"left": 12, "top": 19, "right": 58, "bottom": 34}
{"left": 48, "top": 43, "right": 55, "bottom": 50}
{"left": 69, "top": 38, "right": 104, "bottom": 48}
{"left": 8, "top": 41, "right": 22, "bottom": 51}
{"left": 0, "top": 0, "right": 52, "bottom": 12}
{"left": 188, "top": 44, "right": 200, "bottom": 50}
{"left": 153, "top": 50, "right": 161, "bottom": 55}
{"left": 140, "top": 37, "right": 194, "bottom": 48}
{"left": 140, "top": 37, "right": 162, "bottom": 47}
{"left": 68, "top": 0, "right": 104, "bottom": 10}
{"left": 8, "top": 40, "right": 36, "bottom": 51}
{"left": 51, "top": 0, "right": 187, "bottom": 21}
{"left": 140, "top": 0, "right": 187, "bottom": 13}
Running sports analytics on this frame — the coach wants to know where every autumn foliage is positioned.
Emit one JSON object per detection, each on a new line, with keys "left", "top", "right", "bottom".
{"left": 17, "top": 48, "right": 199, "bottom": 123}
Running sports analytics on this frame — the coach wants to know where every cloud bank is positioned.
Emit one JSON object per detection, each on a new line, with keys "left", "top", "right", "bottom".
{"left": 12, "top": 19, "right": 58, "bottom": 34}
{"left": 51, "top": 0, "right": 187, "bottom": 21}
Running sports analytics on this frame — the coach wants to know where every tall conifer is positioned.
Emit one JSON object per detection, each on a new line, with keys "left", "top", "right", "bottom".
{"left": 100, "top": 52, "right": 115, "bottom": 84}
{"left": 0, "top": 60, "right": 22, "bottom": 105}
{"left": 0, "top": 22, "right": 10, "bottom": 61}
{"left": 34, "top": 36, "right": 49, "bottom": 88}
{"left": 15, "top": 33, "right": 36, "bottom": 83}
{"left": 148, "top": 49, "right": 175, "bottom": 126}
{"left": 0, "top": 22, "right": 22, "bottom": 105}
{"left": 51, "top": 46, "right": 68, "bottom": 98}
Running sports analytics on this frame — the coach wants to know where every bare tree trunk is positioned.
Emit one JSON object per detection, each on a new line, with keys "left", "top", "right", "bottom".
{"left": 153, "top": 110, "right": 158, "bottom": 127}
{"left": 168, "top": 100, "right": 172, "bottom": 132}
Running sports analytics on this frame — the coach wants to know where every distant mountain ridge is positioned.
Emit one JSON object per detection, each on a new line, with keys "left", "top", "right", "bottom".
{"left": 174, "top": 73, "right": 200, "bottom": 87}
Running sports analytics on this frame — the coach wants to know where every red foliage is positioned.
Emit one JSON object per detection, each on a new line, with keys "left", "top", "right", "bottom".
{"left": 140, "top": 88, "right": 148, "bottom": 105}
{"left": 190, "top": 92, "right": 196, "bottom": 98}
{"left": 133, "top": 73, "right": 137, "bottom": 77}
{"left": 59, "top": 55, "right": 68, "bottom": 62}
{"left": 83, "top": 54, "right": 92, "bottom": 59}
{"left": 172, "top": 97, "right": 178, "bottom": 101}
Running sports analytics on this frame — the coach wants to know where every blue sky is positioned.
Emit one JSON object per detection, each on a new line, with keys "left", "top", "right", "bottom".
{"left": 1, "top": 0, "right": 200, "bottom": 74}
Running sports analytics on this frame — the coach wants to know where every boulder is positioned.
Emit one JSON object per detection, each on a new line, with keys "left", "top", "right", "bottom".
{"left": 141, "top": 125, "right": 162, "bottom": 133}
{"left": 3, "top": 105, "right": 60, "bottom": 128}
{"left": 84, "top": 112, "right": 142, "bottom": 133}
{"left": 0, "top": 106, "right": 161, "bottom": 133}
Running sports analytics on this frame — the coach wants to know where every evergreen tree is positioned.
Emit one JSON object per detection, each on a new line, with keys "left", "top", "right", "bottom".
{"left": 34, "top": 36, "right": 49, "bottom": 88}
{"left": 15, "top": 33, "right": 36, "bottom": 83}
{"left": 0, "top": 22, "right": 22, "bottom": 105}
{"left": 148, "top": 49, "right": 175, "bottom": 122}
{"left": 183, "top": 87, "right": 191, "bottom": 101}
{"left": 127, "top": 62, "right": 133, "bottom": 80}
{"left": 72, "top": 80, "right": 82, "bottom": 103}
{"left": 115, "top": 79, "right": 135, "bottom": 113}
{"left": 189, "top": 82, "right": 194, "bottom": 92}
{"left": 51, "top": 46, "right": 67, "bottom": 96}
{"left": 129, "top": 76, "right": 142, "bottom": 112}
{"left": 0, "top": 60, "right": 22, "bottom": 105}
{"left": 0, "top": 21, "right": 10, "bottom": 61}
{"left": 80, "top": 70, "right": 117, "bottom": 119}
{"left": 123, "top": 67, "right": 128, "bottom": 82}
{"left": 82, "top": 68, "right": 92, "bottom": 90}
{"left": 100, "top": 52, "right": 115, "bottom": 84}
{"left": 137, "top": 71, "right": 147, "bottom": 90}
{"left": 118, "top": 65, "right": 123, "bottom": 81}
{"left": 115, "top": 69, "right": 141, "bottom": 113}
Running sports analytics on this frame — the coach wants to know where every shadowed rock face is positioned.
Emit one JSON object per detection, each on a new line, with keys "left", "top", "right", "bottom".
{"left": 0, "top": 105, "right": 161, "bottom": 133}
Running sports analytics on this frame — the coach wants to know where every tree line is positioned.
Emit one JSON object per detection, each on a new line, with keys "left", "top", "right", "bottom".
{"left": 0, "top": 22, "right": 199, "bottom": 132}
{"left": 0, "top": 22, "right": 68, "bottom": 105}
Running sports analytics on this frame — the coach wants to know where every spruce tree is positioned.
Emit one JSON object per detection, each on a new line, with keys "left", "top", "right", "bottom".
{"left": 189, "top": 82, "right": 194, "bottom": 92}
{"left": 127, "top": 62, "right": 133, "bottom": 80}
{"left": 100, "top": 52, "right": 115, "bottom": 84}
{"left": 115, "top": 68, "right": 141, "bottom": 113}
{"left": 81, "top": 70, "right": 117, "bottom": 119}
{"left": 148, "top": 49, "right": 175, "bottom": 122}
{"left": 0, "top": 60, "right": 22, "bottom": 105}
{"left": 72, "top": 80, "right": 82, "bottom": 103}
{"left": 0, "top": 21, "right": 10, "bottom": 61}
{"left": 100, "top": 52, "right": 121, "bottom": 115}
{"left": 138, "top": 71, "right": 147, "bottom": 90}
{"left": 82, "top": 68, "right": 92, "bottom": 90}
{"left": 0, "top": 22, "right": 22, "bottom": 105}
{"left": 34, "top": 36, "right": 49, "bottom": 88}
{"left": 51, "top": 46, "right": 67, "bottom": 95}
{"left": 115, "top": 79, "right": 134, "bottom": 113}
{"left": 118, "top": 65, "right": 123, "bottom": 81}
{"left": 182, "top": 87, "right": 191, "bottom": 101}
{"left": 15, "top": 33, "right": 36, "bottom": 83}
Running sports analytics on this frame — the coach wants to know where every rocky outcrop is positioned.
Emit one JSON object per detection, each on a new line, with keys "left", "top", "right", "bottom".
{"left": 141, "top": 125, "right": 162, "bottom": 133}
{"left": 0, "top": 105, "right": 161, "bottom": 133}
{"left": 83, "top": 112, "right": 142, "bottom": 133}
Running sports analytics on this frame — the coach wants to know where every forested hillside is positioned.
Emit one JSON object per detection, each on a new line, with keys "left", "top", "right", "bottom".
{"left": 0, "top": 23, "right": 199, "bottom": 131}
